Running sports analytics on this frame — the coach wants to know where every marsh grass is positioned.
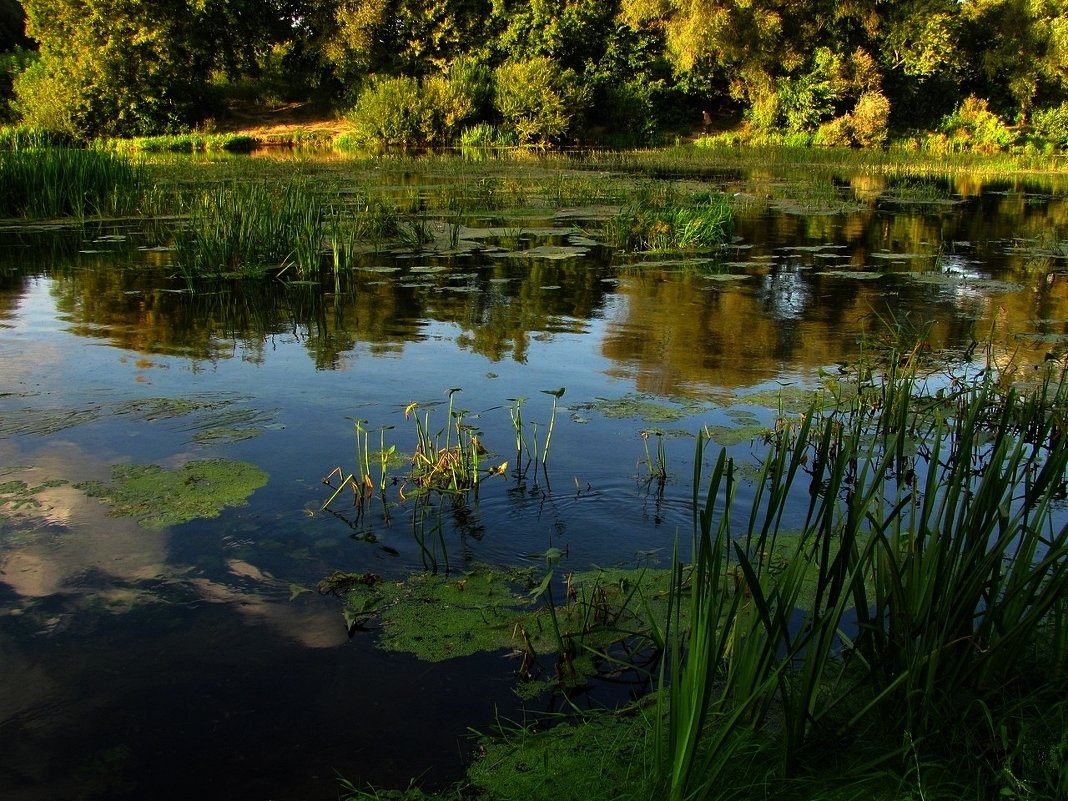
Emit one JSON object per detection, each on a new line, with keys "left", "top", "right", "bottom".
{"left": 607, "top": 195, "right": 733, "bottom": 252}
{"left": 102, "top": 133, "right": 256, "bottom": 153}
{"left": 657, "top": 361, "right": 1068, "bottom": 800}
{"left": 172, "top": 182, "right": 325, "bottom": 279}
{"left": 0, "top": 147, "right": 143, "bottom": 218}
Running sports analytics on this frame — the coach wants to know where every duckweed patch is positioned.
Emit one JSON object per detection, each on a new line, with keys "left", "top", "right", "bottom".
{"left": 338, "top": 564, "right": 677, "bottom": 670}
{"left": 77, "top": 459, "right": 268, "bottom": 528}
{"left": 466, "top": 716, "right": 654, "bottom": 801}
{"left": 702, "top": 424, "right": 769, "bottom": 447}
{"left": 339, "top": 565, "right": 538, "bottom": 661}
{"left": 573, "top": 394, "right": 707, "bottom": 423}
{"left": 737, "top": 385, "right": 841, "bottom": 414}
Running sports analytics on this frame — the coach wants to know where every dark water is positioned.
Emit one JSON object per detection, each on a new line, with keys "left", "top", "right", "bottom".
{"left": 1, "top": 161, "right": 1067, "bottom": 800}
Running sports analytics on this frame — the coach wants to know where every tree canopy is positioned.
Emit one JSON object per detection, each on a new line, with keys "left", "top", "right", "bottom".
{"left": 2, "top": 0, "right": 1066, "bottom": 143}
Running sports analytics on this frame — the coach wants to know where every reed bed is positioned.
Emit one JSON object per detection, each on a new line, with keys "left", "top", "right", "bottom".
{"left": 607, "top": 195, "right": 734, "bottom": 252}
{"left": 172, "top": 182, "right": 325, "bottom": 280}
{"left": 0, "top": 147, "right": 143, "bottom": 218}
{"left": 657, "top": 362, "right": 1068, "bottom": 800}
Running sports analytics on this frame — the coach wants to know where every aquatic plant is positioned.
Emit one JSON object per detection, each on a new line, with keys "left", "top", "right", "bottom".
{"left": 656, "top": 361, "right": 1068, "bottom": 800}
{"left": 100, "top": 132, "right": 256, "bottom": 153}
{"left": 76, "top": 459, "right": 268, "bottom": 528}
{"left": 172, "top": 182, "right": 325, "bottom": 279}
{"left": 0, "top": 147, "right": 143, "bottom": 218}
{"left": 607, "top": 196, "right": 733, "bottom": 252}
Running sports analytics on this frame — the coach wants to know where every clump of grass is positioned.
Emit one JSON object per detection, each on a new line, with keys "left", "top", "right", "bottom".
{"left": 0, "top": 147, "right": 143, "bottom": 218}
{"left": 101, "top": 133, "right": 256, "bottom": 153}
{"left": 172, "top": 182, "right": 325, "bottom": 280}
{"left": 0, "top": 125, "right": 76, "bottom": 150}
{"left": 607, "top": 195, "right": 733, "bottom": 252}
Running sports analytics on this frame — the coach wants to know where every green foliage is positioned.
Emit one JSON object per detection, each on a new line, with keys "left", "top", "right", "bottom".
{"left": 0, "top": 45, "right": 31, "bottom": 122}
{"left": 345, "top": 70, "right": 477, "bottom": 146}
{"left": 931, "top": 95, "right": 1016, "bottom": 153}
{"left": 346, "top": 75, "right": 427, "bottom": 146}
{"left": 657, "top": 362, "right": 1068, "bottom": 800}
{"left": 493, "top": 57, "right": 586, "bottom": 145}
{"left": 1031, "top": 102, "right": 1068, "bottom": 151}
{"left": 0, "top": 146, "right": 142, "bottom": 217}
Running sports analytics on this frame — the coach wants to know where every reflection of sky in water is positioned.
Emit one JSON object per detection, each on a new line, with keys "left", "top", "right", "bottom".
{"left": 760, "top": 263, "right": 811, "bottom": 320}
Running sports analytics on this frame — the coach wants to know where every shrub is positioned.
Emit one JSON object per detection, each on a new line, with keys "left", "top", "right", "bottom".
{"left": 849, "top": 90, "right": 891, "bottom": 147}
{"left": 345, "top": 75, "right": 427, "bottom": 146}
{"left": 1031, "top": 103, "right": 1068, "bottom": 150}
{"left": 813, "top": 115, "right": 853, "bottom": 147}
{"left": 493, "top": 57, "right": 574, "bottom": 145}
{"left": 938, "top": 96, "right": 1016, "bottom": 152}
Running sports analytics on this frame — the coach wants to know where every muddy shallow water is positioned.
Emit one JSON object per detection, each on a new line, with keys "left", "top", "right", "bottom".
{"left": 1, "top": 158, "right": 1067, "bottom": 800}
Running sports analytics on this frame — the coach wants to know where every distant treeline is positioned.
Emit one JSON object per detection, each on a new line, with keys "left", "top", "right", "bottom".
{"left": 1, "top": 0, "right": 1066, "bottom": 150}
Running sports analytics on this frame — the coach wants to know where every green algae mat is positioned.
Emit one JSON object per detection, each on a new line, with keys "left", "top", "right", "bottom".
{"left": 77, "top": 459, "right": 268, "bottom": 528}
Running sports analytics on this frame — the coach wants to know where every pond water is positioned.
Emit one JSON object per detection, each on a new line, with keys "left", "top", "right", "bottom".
{"left": 1, "top": 157, "right": 1067, "bottom": 800}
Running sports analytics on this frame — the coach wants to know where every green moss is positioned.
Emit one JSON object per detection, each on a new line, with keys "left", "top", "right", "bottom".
{"left": 76, "top": 459, "right": 268, "bottom": 528}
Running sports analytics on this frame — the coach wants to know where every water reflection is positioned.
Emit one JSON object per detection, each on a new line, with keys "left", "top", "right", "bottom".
{"left": 2, "top": 168, "right": 1068, "bottom": 799}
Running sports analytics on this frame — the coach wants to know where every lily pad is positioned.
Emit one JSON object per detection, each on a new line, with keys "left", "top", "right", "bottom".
{"left": 572, "top": 394, "right": 706, "bottom": 423}
{"left": 76, "top": 459, "right": 268, "bottom": 528}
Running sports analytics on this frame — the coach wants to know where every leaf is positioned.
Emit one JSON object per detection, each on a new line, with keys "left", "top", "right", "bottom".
{"left": 530, "top": 569, "right": 555, "bottom": 601}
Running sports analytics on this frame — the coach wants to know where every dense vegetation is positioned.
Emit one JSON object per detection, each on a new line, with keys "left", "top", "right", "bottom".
{"left": 0, "top": 0, "right": 1066, "bottom": 149}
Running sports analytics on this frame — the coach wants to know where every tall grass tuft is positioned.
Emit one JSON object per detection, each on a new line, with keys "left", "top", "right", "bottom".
{"left": 0, "top": 147, "right": 143, "bottom": 218}
{"left": 608, "top": 195, "right": 733, "bottom": 252}
{"left": 172, "top": 182, "right": 325, "bottom": 280}
{"left": 658, "top": 362, "right": 1068, "bottom": 800}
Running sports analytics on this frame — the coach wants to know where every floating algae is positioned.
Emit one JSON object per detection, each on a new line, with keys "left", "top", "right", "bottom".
{"left": 572, "top": 393, "right": 707, "bottom": 424}
{"left": 77, "top": 459, "right": 268, "bottom": 528}
{"left": 0, "top": 474, "right": 70, "bottom": 514}
{"left": 336, "top": 564, "right": 676, "bottom": 666}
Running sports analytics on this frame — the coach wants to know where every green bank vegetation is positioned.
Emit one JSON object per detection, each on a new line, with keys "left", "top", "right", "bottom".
{"left": 1, "top": 2, "right": 1068, "bottom": 152}
{"left": 332, "top": 347, "right": 1068, "bottom": 801}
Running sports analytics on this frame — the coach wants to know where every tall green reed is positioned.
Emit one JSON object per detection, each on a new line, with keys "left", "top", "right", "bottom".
{"left": 172, "top": 182, "right": 324, "bottom": 280}
{"left": 658, "top": 361, "right": 1068, "bottom": 800}
{"left": 0, "top": 147, "right": 143, "bottom": 218}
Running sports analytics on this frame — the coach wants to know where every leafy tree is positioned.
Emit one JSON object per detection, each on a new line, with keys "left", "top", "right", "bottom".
{"left": 961, "top": 0, "right": 1068, "bottom": 122}
{"left": 487, "top": 0, "right": 616, "bottom": 71}
{"left": 619, "top": 0, "right": 885, "bottom": 132}
{"left": 324, "top": 0, "right": 490, "bottom": 85}
{"left": 15, "top": 0, "right": 316, "bottom": 137}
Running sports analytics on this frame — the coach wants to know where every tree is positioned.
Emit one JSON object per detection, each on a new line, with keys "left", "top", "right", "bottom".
{"left": 961, "top": 0, "right": 1068, "bottom": 121}
{"left": 15, "top": 0, "right": 307, "bottom": 138}
{"left": 324, "top": 0, "right": 490, "bottom": 85}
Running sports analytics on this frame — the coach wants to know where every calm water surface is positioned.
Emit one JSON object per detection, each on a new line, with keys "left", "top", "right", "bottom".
{"left": 2, "top": 159, "right": 1067, "bottom": 800}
